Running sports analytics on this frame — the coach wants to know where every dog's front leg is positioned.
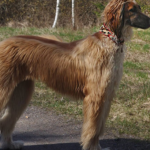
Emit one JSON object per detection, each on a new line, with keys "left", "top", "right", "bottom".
{"left": 81, "top": 84, "right": 111, "bottom": 150}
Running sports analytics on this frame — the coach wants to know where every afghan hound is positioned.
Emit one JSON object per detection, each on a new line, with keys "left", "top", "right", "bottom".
{"left": 0, "top": 0, "right": 150, "bottom": 149}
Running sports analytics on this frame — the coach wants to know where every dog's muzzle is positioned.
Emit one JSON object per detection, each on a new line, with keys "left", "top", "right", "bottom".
{"left": 129, "top": 13, "right": 150, "bottom": 29}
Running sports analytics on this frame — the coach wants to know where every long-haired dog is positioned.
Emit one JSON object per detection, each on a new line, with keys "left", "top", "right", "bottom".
{"left": 0, "top": 0, "right": 150, "bottom": 149}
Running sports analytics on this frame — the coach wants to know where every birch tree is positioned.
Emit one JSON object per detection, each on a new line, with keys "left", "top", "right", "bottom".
{"left": 72, "top": 0, "right": 75, "bottom": 28}
{"left": 52, "top": 0, "right": 60, "bottom": 28}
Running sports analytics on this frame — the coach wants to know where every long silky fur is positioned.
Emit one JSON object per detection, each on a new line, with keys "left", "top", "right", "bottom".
{"left": 0, "top": 0, "right": 142, "bottom": 150}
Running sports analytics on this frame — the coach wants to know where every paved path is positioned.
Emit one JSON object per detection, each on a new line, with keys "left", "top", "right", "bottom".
{"left": 0, "top": 106, "right": 150, "bottom": 150}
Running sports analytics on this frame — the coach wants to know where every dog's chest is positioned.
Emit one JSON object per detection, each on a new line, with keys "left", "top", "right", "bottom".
{"left": 109, "top": 46, "right": 125, "bottom": 92}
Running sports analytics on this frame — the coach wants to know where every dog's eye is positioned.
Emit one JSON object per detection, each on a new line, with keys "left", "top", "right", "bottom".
{"left": 129, "top": 6, "right": 137, "bottom": 12}
{"left": 129, "top": 8, "right": 135, "bottom": 12}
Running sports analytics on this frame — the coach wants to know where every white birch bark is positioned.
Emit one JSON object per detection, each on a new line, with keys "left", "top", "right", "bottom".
{"left": 72, "top": 0, "right": 75, "bottom": 28}
{"left": 52, "top": 0, "right": 60, "bottom": 28}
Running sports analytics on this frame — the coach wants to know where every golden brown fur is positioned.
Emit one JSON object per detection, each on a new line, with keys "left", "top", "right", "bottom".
{"left": 39, "top": 34, "right": 64, "bottom": 42}
{"left": 0, "top": 0, "right": 150, "bottom": 150}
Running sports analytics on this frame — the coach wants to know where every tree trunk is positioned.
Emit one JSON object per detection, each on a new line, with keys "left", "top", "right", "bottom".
{"left": 52, "top": 0, "right": 60, "bottom": 28}
{"left": 72, "top": 0, "right": 75, "bottom": 28}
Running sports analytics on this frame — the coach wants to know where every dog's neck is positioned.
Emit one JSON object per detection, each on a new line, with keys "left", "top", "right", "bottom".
{"left": 121, "top": 25, "right": 133, "bottom": 42}
{"left": 99, "top": 24, "right": 124, "bottom": 45}
{"left": 101, "top": 22, "right": 133, "bottom": 44}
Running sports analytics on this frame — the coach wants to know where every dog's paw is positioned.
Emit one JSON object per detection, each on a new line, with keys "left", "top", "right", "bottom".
{"left": 2, "top": 140, "right": 24, "bottom": 149}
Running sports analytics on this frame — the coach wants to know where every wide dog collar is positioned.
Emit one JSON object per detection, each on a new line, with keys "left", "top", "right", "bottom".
{"left": 99, "top": 24, "right": 124, "bottom": 45}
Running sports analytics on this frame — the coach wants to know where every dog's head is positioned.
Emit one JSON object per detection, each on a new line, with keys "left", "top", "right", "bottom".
{"left": 123, "top": 1, "right": 150, "bottom": 29}
{"left": 102, "top": 0, "right": 150, "bottom": 38}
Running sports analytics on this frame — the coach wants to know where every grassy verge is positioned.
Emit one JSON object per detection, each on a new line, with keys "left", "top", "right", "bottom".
{"left": 0, "top": 26, "right": 150, "bottom": 140}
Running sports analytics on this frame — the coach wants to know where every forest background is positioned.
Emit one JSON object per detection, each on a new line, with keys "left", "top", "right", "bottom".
{"left": 0, "top": 0, "right": 149, "bottom": 28}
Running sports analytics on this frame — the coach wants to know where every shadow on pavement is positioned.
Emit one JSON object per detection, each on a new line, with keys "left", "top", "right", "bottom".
{"left": 100, "top": 138, "right": 150, "bottom": 150}
{"left": 21, "top": 138, "right": 150, "bottom": 150}
{"left": 23, "top": 143, "right": 81, "bottom": 150}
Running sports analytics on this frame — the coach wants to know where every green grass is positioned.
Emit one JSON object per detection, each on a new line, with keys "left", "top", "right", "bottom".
{"left": 0, "top": 26, "right": 150, "bottom": 140}
{"left": 0, "top": 27, "right": 87, "bottom": 42}
{"left": 135, "top": 29, "right": 150, "bottom": 42}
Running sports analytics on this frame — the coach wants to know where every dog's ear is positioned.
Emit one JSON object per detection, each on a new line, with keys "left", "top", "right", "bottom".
{"left": 120, "top": 3, "right": 126, "bottom": 21}
{"left": 116, "top": 3, "right": 126, "bottom": 38}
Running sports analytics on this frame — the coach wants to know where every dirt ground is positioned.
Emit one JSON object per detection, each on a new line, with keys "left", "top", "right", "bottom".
{"left": 0, "top": 106, "right": 150, "bottom": 150}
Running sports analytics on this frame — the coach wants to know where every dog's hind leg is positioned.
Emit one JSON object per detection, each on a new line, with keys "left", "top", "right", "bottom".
{"left": 0, "top": 80, "right": 34, "bottom": 149}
